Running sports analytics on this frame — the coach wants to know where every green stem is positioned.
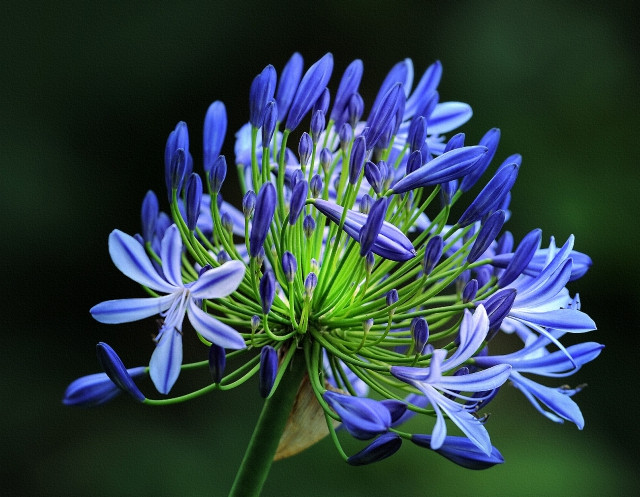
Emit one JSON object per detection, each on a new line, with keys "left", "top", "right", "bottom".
{"left": 228, "top": 348, "right": 307, "bottom": 497}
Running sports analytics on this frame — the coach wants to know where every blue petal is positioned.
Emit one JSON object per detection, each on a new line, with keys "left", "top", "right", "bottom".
{"left": 187, "top": 300, "right": 246, "bottom": 349}
{"left": 323, "top": 391, "right": 391, "bottom": 440}
{"left": 90, "top": 294, "right": 176, "bottom": 324}
{"left": 108, "top": 229, "right": 176, "bottom": 293}
{"left": 443, "top": 307, "right": 489, "bottom": 370}
{"left": 190, "top": 260, "right": 246, "bottom": 299}
{"left": 427, "top": 102, "right": 473, "bottom": 135}
{"left": 510, "top": 372, "right": 584, "bottom": 428}
{"left": 510, "top": 309, "right": 596, "bottom": 333}
{"left": 149, "top": 328, "right": 183, "bottom": 394}
{"left": 435, "top": 364, "right": 512, "bottom": 392}
{"left": 160, "top": 225, "right": 184, "bottom": 287}
{"left": 404, "top": 60, "right": 442, "bottom": 119}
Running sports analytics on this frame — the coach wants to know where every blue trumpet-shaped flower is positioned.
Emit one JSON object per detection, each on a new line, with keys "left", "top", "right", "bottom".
{"left": 323, "top": 390, "right": 393, "bottom": 440}
{"left": 90, "top": 225, "right": 246, "bottom": 394}
{"left": 392, "top": 307, "right": 512, "bottom": 454}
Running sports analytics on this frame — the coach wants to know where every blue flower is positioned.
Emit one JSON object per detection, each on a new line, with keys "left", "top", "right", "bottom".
{"left": 392, "top": 307, "right": 512, "bottom": 454}
{"left": 90, "top": 224, "right": 246, "bottom": 394}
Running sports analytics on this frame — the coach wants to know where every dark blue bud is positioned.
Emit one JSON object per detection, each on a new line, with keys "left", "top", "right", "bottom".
{"left": 313, "top": 87, "right": 330, "bottom": 116}
{"left": 290, "top": 168, "right": 304, "bottom": 190}
{"left": 495, "top": 230, "right": 513, "bottom": 256}
{"left": 208, "top": 343, "right": 226, "bottom": 383}
{"left": 440, "top": 180, "right": 458, "bottom": 206}
{"left": 298, "top": 132, "right": 313, "bottom": 167}
{"left": 359, "top": 197, "right": 388, "bottom": 256}
{"left": 444, "top": 132, "right": 466, "bottom": 153}
{"left": 255, "top": 247, "right": 265, "bottom": 269}
{"left": 289, "top": 179, "right": 308, "bottom": 225}
{"left": 406, "top": 150, "right": 423, "bottom": 175}
{"left": 365, "top": 251, "right": 375, "bottom": 272}
{"left": 371, "top": 59, "right": 411, "bottom": 115}
{"left": 347, "top": 92, "right": 365, "bottom": 128}
{"left": 319, "top": 148, "right": 332, "bottom": 173}
{"left": 208, "top": 155, "right": 227, "bottom": 195}
{"left": 381, "top": 162, "right": 396, "bottom": 191}
{"left": 484, "top": 288, "right": 517, "bottom": 335}
{"left": 261, "top": 100, "right": 278, "bottom": 147}
{"left": 217, "top": 250, "right": 230, "bottom": 264}
{"left": 310, "top": 174, "right": 322, "bottom": 198}
{"left": 414, "top": 89, "right": 439, "bottom": 123}
{"left": 249, "top": 65, "right": 277, "bottom": 127}
{"left": 249, "top": 182, "right": 276, "bottom": 258}
{"left": 364, "top": 161, "right": 383, "bottom": 194}
{"left": 168, "top": 148, "right": 188, "bottom": 198}
{"left": 242, "top": 190, "right": 256, "bottom": 219}
{"left": 339, "top": 123, "right": 353, "bottom": 152}
{"left": 141, "top": 190, "right": 159, "bottom": 243}
{"left": 221, "top": 212, "right": 233, "bottom": 233}
{"left": 365, "top": 83, "right": 404, "bottom": 151}
{"left": 259, "top": 269, "right": 275, "bottom": 315}
{"left": 408, "top": 116, "right": 428, "bottom": 152}
{"left": 303, "top": 214, "right": 316, "bottom": 238}
{"left": 386, "top": 288, "right": 399, "bottom": 307}
{"left": 331, "top": 59, "right": 364, "bottom": 125}
{"left": 391, "top": 146, "right": 488, "bottom": 194}
{"left": 282, "top": 251, "right": 297, "bottom": 283}
{"left": 467, "top": 210, "right": 506, "bottom": 263}
{"left": 349, "top": 135, "right": 367, "bottom": 184}
{"left": 411, "top": 318, "right": 429, "bottom": 354}
{"left": 310, "top": 110, "right": 326, "bottom": 143}
{"left": 422, "top": 235, "right": 443, "bottom": 276}
{"left": 304, "top": 272, "right": 318, "bottom": 297}
{"left": 185, "top": 173, "right": 203, "bottom": 231}
{"left": 203, "top": 101, "right": 227, "bottom": 173}
{"left": 460, "top": 128, "right": 501, "bottom": 192}
{"left": 286, "top": 53, "right": 334, "bottom": 131}
{"left": 96, "top": 342, "right": 145, "bottom": 402}
{"left": 499, "top": 191, "right": 511, "bottom": 212}
{"left": 251, "top": 315, "right": 261, "bottom": 332}
{"left": 475, "top": 267, "right": 492, "bottom": 288}
{"left": 412, "top": 434, "right": 504, "bottom": 470}
{"left": 347, "top": 433, "right": 402, "bottom": 466}
{"left": 497, "top": 229, "right": 542, "bottom": 288}
{"left": 63, "top": 367, "right": 147, "bottom": 407}
{"left": 457, "top": 163, "right": 519, "bottom": 227}
{"left": 259, "top": 346, "right": 278, "bottom": 398}
{"left": 164, "top": 122, "right": 190, "bottom": 194}
{"left": 276, "top": 52, "right": 304, "bottom": 121}
{"left": 359, "top": 193, "right": 373, "bottom": 214}
{"left": 462, "top": 279, "right": 479, "bottom": 303}
{"left": 456, "top": 269, "right": 471, "bottom": 294}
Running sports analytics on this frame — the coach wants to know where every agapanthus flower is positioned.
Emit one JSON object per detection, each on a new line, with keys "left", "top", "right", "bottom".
{"left": 65, "top": 53, "right": 600, "bottom": 482}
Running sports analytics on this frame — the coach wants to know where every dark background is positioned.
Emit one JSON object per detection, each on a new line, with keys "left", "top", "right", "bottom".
{"left": 2, "top": 1, "right": 638, "bottom": 495}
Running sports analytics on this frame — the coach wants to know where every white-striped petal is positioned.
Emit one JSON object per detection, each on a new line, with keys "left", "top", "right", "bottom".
{"left": 149, "top": 328, "right": 183, "bottom": 395}
{"left": 190, "top": 260, "right": 246, "bottom": 299}
{"left": 160, "top": 225, "right": 184, "bottom": 287}
{"left": 187, "top": 300, "right": 246, "bottom": 349}
{"left": 90, "top": 294, "right": 175, "bottom": 324}
{"left": 108, "top": 230, "right": 176, "bottom": 293}
{"left": 427, "top": 102, "right": 473, "bottom": 135}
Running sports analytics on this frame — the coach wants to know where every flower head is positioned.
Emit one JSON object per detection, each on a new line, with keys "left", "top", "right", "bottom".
{"left": 66, "top": 54, "right": 600, "bottom": 472}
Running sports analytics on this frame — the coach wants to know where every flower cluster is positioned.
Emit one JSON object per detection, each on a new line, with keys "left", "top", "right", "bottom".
{"left": 64, "top": 53, "right": 601, "bottom": 469}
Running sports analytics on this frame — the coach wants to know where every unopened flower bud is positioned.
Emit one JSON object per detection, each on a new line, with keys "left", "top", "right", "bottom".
{"left": 259, "top": 346, "right": 278, "bottom": 398}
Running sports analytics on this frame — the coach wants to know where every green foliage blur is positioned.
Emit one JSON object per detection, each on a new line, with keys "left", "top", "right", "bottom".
{"left": 1, "top": 1, "right": 638, "bottom": 495}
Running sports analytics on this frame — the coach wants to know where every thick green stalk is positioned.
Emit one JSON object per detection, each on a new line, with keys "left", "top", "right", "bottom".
{"left": 228, "top": 349, "right": 307, "bottom": 497}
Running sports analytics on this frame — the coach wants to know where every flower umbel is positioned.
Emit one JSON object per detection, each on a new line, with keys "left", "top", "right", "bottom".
{"left": 66, "top": 53, "right": 600, "bottom": 482}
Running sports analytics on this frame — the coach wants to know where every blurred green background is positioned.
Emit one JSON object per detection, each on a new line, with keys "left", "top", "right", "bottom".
{"left": 2, "top": 0, "right": 638, "bottom": 495}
